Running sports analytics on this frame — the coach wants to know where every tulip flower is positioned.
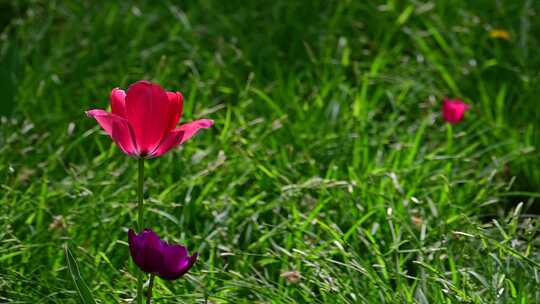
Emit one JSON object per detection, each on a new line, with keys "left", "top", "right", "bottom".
{"left": 128, "top": 228, "right": 198, "bottom": 280}
{"left": 86, "top": 80, "right": 213, "bottom": 158}
{"left": 442, "top": 98, "right": 470, "bottom": 124}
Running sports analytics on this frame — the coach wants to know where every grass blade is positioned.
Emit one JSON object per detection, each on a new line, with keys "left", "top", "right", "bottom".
{"left": 64, "top": 245, "right": 96, "bottom": 304}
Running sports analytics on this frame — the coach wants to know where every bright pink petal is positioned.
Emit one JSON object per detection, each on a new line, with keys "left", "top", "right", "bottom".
{"left": 125, "top": 80, "right": 172, "bottom": 155}
{"left": 178, "top": 119, "right": 214, "bottom": 144}
{"left": 166, "top": 91, "right": 183, "bottom": 131}
{"left": 148, "top": 129, "right": 185, "bottom": 158}
{"left": 110, "top": 88, "right": 127, "bottom": 118}
{"left": 148, "top": 119, "right": 213, "bottom": 158}
{"left": 442, "top": 98, "right": 470, "bottom": 124}
{"left": 86, "top": 109, "right": 138, "bottom": 156}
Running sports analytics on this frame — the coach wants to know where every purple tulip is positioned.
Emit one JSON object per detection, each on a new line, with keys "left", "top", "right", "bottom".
{"left": 128, "top": 228, "right": 198, "bottom": 280}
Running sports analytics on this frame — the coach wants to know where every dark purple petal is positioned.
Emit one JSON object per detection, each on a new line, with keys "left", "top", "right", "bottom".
{"left": 128, "top": 229, "right": 141, "bottom": 264}
{"left": 157, "top": 244, "right": 198, "bottom": 280}
{"left": 128, "top": 228, "right": 165, "bottom": 273}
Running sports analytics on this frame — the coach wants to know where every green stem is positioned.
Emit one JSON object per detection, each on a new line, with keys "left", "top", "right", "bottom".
{"left": 446, "top": 123, "right": 453, "bottom": 149}
{"left": 146, "top": 274, "right": 155, "bottom": 304}
{"left": 138, "top": 158, "right": 145, "bottom": 231}
{"left": 136, "top": 158, "right": 145, "bottom": 304}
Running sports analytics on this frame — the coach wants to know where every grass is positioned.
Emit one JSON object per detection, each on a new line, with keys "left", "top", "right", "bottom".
{"left": 1, "top": 0, "right": 540, "bottom": 303}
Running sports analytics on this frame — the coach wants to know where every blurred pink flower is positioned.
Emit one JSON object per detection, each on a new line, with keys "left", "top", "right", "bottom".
{"left": 86, "top": 80, "right": 213, "bottom": 158}
{"left": 442, "top": 98, "right": 470, "bottom": 124}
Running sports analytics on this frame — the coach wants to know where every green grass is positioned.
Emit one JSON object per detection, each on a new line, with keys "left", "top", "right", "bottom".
{"left": 1, "top": 0, "right": 540, "bottom": 303}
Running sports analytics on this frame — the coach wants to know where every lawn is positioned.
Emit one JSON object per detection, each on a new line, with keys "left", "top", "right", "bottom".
{"left": 1, "top": 0, "right": 540, "bottom": 303}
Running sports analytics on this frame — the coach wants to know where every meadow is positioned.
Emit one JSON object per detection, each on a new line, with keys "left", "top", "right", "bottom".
{"left": 1, "top": 0, "right": 540, "bottom": 303}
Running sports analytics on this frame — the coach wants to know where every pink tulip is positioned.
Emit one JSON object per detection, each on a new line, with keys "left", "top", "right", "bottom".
{"left": 86, "top": 80, "right": 213, "bottom": 158}
{"left": 442, "top": 98, "right": 470, "bottom": 124}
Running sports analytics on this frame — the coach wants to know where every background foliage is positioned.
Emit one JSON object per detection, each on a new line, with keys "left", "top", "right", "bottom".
{"left": 1, "top": 0, "right": 540, "bottom": 303}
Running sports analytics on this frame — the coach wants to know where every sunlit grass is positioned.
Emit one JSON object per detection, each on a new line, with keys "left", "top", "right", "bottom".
{"left": 1, "top": 1, "right": 539, "bottom": 303}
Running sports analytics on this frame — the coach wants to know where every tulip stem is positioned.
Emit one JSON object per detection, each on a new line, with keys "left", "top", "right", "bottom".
{"left": 136, "top": 158, "right": 145, "bottom": 304}
{"left": 446, "top": 124, "right": 453, "bottom": 149}
{"left": 138, "top": 158, "right": 145, "bottom": 231}
{"left": 146, "top": 274, "right": 155, "bottom": 304}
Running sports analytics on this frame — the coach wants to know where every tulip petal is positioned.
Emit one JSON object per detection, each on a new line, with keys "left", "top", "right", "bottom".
{"left": 128, "top": 229, "right": 165, "bottom": 273}
{"left": 166, "top": 91, "right": 183, "bottom": 131}
{"left": 442, "top": 98, "right": 470, "bottom": 124}
{"left": 158, "top": 245, "right": 197, "bottom": 280}
{"left": 148, "top": 129, "right": 185, "bottom": 158}
{"left": 110, "top": 88, "right": 127, "bottom": 118}
{"left": 86, "top": 109, "right": 138, "bottom": 156}
{"left": 178, "top": 119, "right": 214, "bottom": 144}
{"left": 128, "top": 229, "right": 142, "bottom": 266}
{"left": 125, "top": 80, "right": 171, "bottom": 155}
{"left": 148, "top": 119, "right": 213, "bottom": 158}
